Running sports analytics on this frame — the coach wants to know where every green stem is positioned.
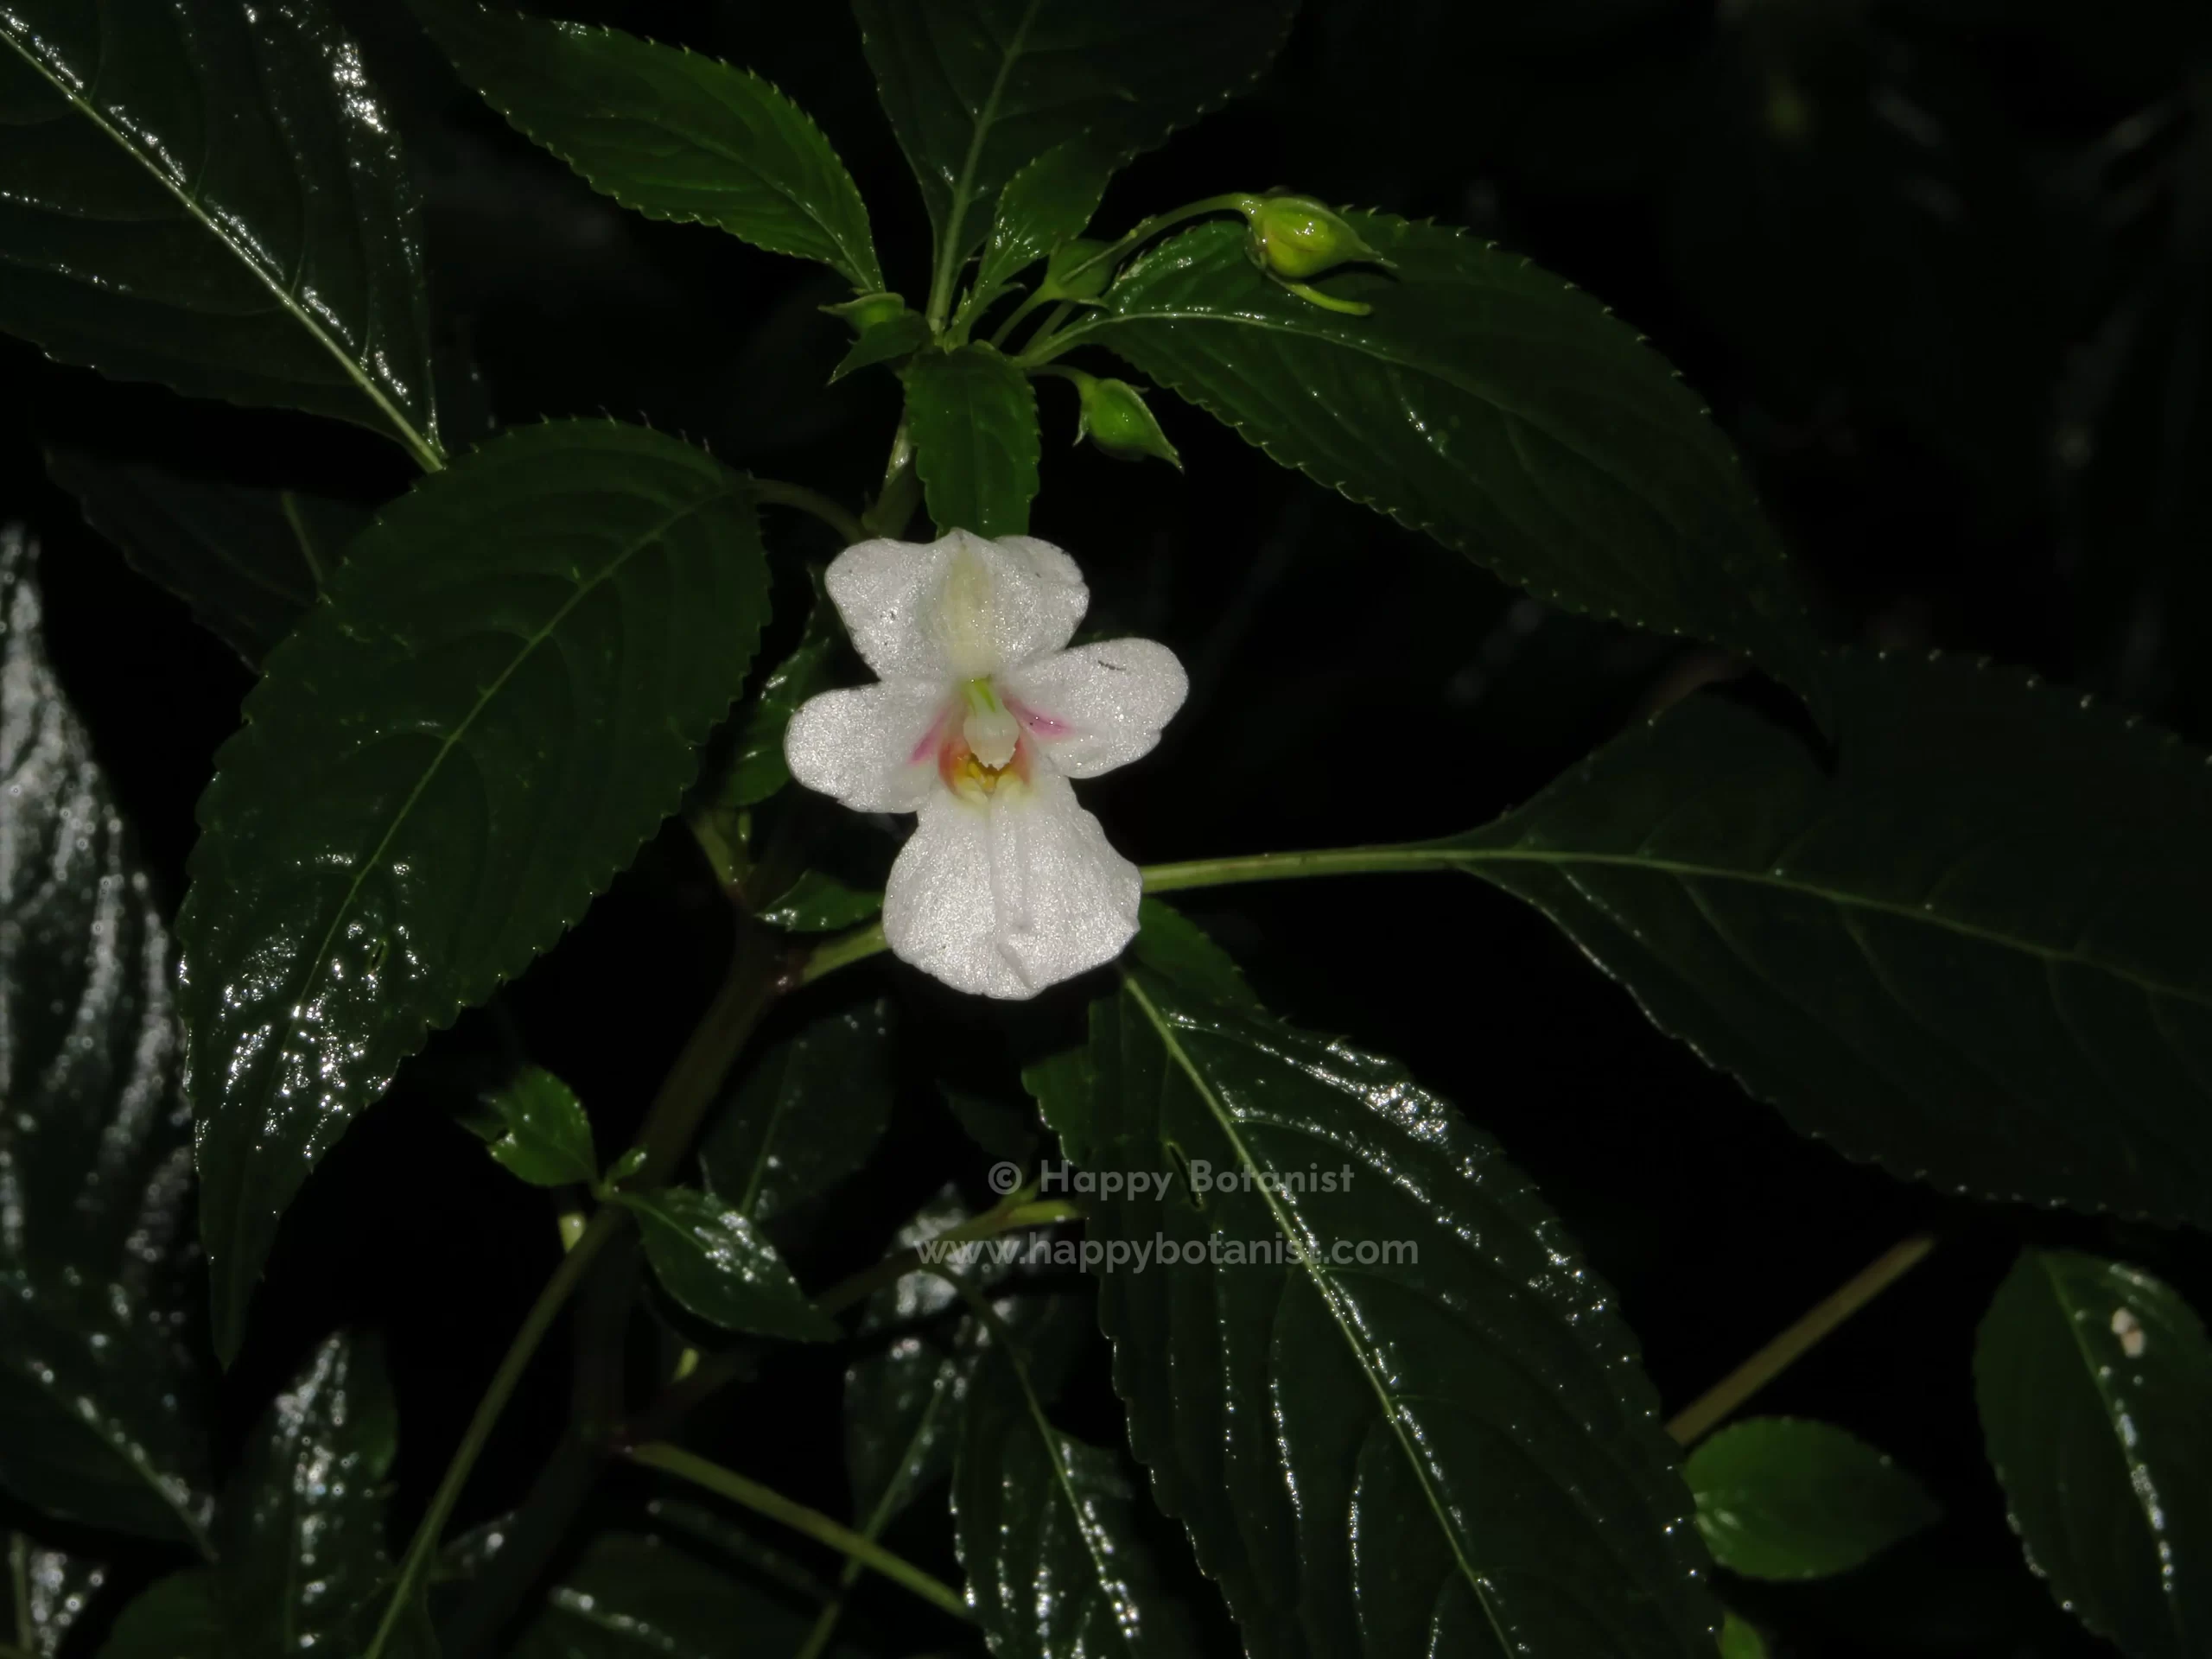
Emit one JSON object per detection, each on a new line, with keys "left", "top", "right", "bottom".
{"left": 638, "top": 924, "right": 789, "bottom": 1187}
{"left": 1666, "top": 1235, "right": 1937, "bottom": 1446}
{"left": 366, "top": 1205, "right": 626, "bottom": 1659}
{"left": 987, "top": 287, "right": 1052, "bottom": 350}
{"left": 625, "top": 1443, "right": 970, "bottom": 1621}
{"left": 750, "top": 480, "right": 867, "bottom": 547}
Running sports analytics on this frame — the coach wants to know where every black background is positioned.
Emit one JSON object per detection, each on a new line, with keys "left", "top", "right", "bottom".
{"left": 7, "top": 1, "right": 2212, "bottom": 1653}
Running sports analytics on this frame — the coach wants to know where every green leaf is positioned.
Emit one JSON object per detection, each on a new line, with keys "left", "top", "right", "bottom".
{"left": 724, "top": 584, "right": 842, "bottom": 810}
{"left": 853, "top": 0, "right": 1294, "bottom": 276}
{"left": 415, "top": 2, "right": 881, "bottom": 290}
{"left": 511, "top": 1532, "right": 834, "bottom": 1659}
{"left": 7, "top": 1537, "right": 110, "bottom": 1659}
{"left": 1028, "top": 948, "right": 1717, "bottom": 1658}
{"left": 955, "top": 1346, "right": 1202, "bottom": 1659}
{"left": 699, "top": 1002, "right": 893, "bottom": 1221}
{"left": 1073, "top": 214, "right": 1827, "bottom": 705}
{"left": 1128, "top": 898, "right": 1259, "bottom": 1011}
{"left": 0, "top": 0, "right": 442, "bottom": 464}
{"left": 1442, "top": 648, "right": 2212, "bottom": 1227}
{"left": 964, "top": 134, "right": 1119, "bottom": 325}
{"left": 617, "top": 1187, "right": 837, "bottom": 1341}
{"left": 906, "top": 346, "right": 1041, "bottom": 536}
{"left": 481, "top": 1066, "right": 598, "bottom": 1189}
{"left": 1684, "top": 1417, "right": 1938, "bottom": 1581}
{"left": 756, "top": 870, "right": 884, "bottom": 934}
{"left": 831, "top": 310, "right": 933, "bottom": 384}
{"left": 94, "top": 1571, "right": 224, "bottom": 1659}
{"left": 181, "top": 422, "right": 771, "bottom": 1363}
{"left": 0, "top": 528, "right": 213, "bottom": 1553}
{"left": 219, "top": 1332, "right": 410, "bottom": 1657}
{"left": 1976, "top": 1249, "right": 2212, "bottom": 1657}
{"left": 1717, "top": 1613, "right": 1770, "bottom": 1659}
{"left": 47, "top": 451, "right": 367, "bottom": 668}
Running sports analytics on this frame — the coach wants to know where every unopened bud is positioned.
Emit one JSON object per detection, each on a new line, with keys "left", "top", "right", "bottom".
{"left": 1241, "top": 195, "right": 1389, "bottom": 282}
{"left": 1035, "top": 238, "right": 1115, "bottom": 303}
{"left": 821, "top": 289, "right": 912, "bottom": 334}
{"left": 1071, "top": 373, "right": 1180, "bottom": 468}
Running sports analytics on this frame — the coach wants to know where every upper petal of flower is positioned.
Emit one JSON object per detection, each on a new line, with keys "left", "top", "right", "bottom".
{"left": 881, "top": 770, "right": 1140, "bottom": 999}
{"left": 1001, "top": 638, "right": 1189, "bottom": 779}
{"left": 825, "top": 531, "right": 1087, "bottom": 683}
{"left": 784, "top": 681, "right": 948, "bottom": 813}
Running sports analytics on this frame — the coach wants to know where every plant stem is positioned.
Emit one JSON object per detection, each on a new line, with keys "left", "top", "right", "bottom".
{"left": 624, "top": 1443, "right": 970, "bottom": 1621}
{"left": 750, "top": 480, "right": 867, "bottom": 547}
{"left": 366, "top": 1205, "right": 626, "bottom": 1659}
{"left": 637, "top": 924, "right": 789, "bottom": 1187}
{"left": 1666, "top": 1235, "right": 1937, "bottom": 1446}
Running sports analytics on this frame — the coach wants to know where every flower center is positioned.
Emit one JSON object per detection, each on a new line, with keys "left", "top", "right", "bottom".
{"left": 958, "top": 677, "right": 1020, "bottom": 769}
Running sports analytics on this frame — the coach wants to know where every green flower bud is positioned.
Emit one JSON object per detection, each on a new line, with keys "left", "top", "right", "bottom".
{"left": 1241, "top": 195, "right": 1389, "bottom": 282}
{"left": 1071, "top": 373, "right": 1180, "bottom": 468}
{"left": 1035, "top": 238, "right": 1116, "bottom": 303}
{"left": 821, "top": 289, "right": 911, "bottom": 335}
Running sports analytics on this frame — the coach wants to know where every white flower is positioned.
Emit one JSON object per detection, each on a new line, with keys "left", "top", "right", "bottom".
{"left": 784, "top": 531, "right": 1187, "bottom": 999}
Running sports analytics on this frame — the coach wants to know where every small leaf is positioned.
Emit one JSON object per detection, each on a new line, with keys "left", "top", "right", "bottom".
{"left": 1077, "top": 214, "right": 1827, "bottom": 704}
{"left": 46, "top": 451, "right": 367, "bottom": 668}
{"left": 481, "top": 1066, "right": 598, "bottom": 1189}
{"left": 617, "top": 1187, "right": 837, "bottom": 1341}
{"left": 724, "top": 585, "right": 843, "bottom": 810}
{"left": 955, "top": 1348, "right": 1203, "bottom": 1659}
{"left": 415, "top": 0, "right": 882, "bottom": 289}
{"left": 1030, "top": 927, "right": 1718, "bottom": 1658}
{"left": 1685, "top": 1417, "right": 1938, "bottom": 1581}
{"left": 0, "top": 0, "right": 442, "bottom": 462}
{"left": 756, "top": 870, "right": 884, "bottom": 934}
{"left": 831, "top": 310, "right": 933, "bottom": 384}
{"left": 511, "top": 1531, "right": 837, "bottom": 1659}
{"left": 181, "top": 422, "right": 771, "bottom": 1363}
{"left": 1976, "top": 1249, "right": 2212, "bottom": 1657}
{"left": 853, "top": 0, "right": 1294, "bottom": 270}
{"left": 906, "top": 346, "right": 1041, "bottom": 537}
{"left": 7, "top": 1538, "right": 109, "bottom": 1659}
{"left": 1718, "top": 1613, "right": 1770, "bottom": 1659}
{"left": 1126, "top": 897, "right": 1258, "bottom": 1010}
{"left": 94, "top": 1571, "right": 223, "bottom": 1659}
{"left": 219, "top": 1332, "right": 410, "bottom": 1656}
{"left": 1443, "top": 648, "right": 2212, "bottom": 1226}
{"left": 965, "top": 134, "right": 1120, "bottom": 324}
{"left": 699, "top": 1001, "right": 893, "bottom": 1221}
{"left": 0, "top": 529, "right": 213, "bottom": 1552}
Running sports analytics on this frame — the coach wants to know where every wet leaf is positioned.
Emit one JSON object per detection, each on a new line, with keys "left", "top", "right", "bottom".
{"left": 1976, "top": 1249, "right": 2212, "bottom": 1657}
{"left": 6, "top": 1537, "right": 109, "bottom": 1658}
{"left": 510, "top": 1531, "right": 837, "bottom": 1659}
{"left": 0, "top": 528, "right": 212, "bottom": 1551}
{"left": 699, "top": 1001, "right": 893, "bottom": 1221}
{"left": 617, "top": 1187, "right": 837, "bottom": 1342}
{"left": 481, "top": 1066, "right": 599, "bottom": 1190}
{"left": 0, "top": 0, "right": 442, "bottom": 461}
{"left": 181, "top": 423, "right": 771, "bottom": 1362}
{"left": 755, "top": 871, "right": 883, "bottom": 934}
{"left": 905, "top": 346, "right": 1040, "bottom": 537}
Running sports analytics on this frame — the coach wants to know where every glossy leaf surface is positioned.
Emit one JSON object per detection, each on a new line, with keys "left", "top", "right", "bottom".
{"left": 756, "top": 870, "right": 882, "bottom": 934}
{"left": 1685, "top": 1417, "right": 1938, "bottom": 1581}
{"left": 1029, "top": 948, "right": 1715, "bottom": 1658}
{"left": 6, "top": 1539, "right": 107, "bottom": 1658}
{"left": 965, "top": 135, "right": 1117, "bottom": 321}
{"left": 482, "top": 1065, "right": 599, "bottom": 1189}
{"left": 511, "top": 1531, "right": 834, "bottom": 1658}
{"left": 1976, "top": 1249, "right": 2212, "bottom": 1656}
{"left": 181, "top": 422, "right": 770, "bottom": 1361}
{"left": 1078, "top": 215, "right": 1827, "bottom": 702}
{"left": 416, "top": 1, "right": 882, "bottom": 289}
{"left": 47, "top": 451, "right": 365, "bottom": 668}
{"left": 852, "top": 0, "right": 1293, "bottom": 270}
{"left": 699, "top": 1001, "right": 893, "bottom": 1221}
{"left": 219, "top": 1332, "right": 406, "bottom": 1656}
{"left": 0, "top": 0, "right": 442, "bottom": 461}
{"left": 617, "top": 1187, "right": 837, "bottom": 1341}
{"left": 1447, "top": 649, "right": 2212, "bottom": 1224}
{"left": 906, "top": 346, "right": 1040, "bottom": 537}
{"left": 0, "top": 529, "right": 211, "bottom": 1551}
{"left": 955, "top": 1352, "right": 1200, "bottom": 1659}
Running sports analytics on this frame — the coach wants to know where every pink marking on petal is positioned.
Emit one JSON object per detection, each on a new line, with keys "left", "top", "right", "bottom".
{"left": 910, "top": 707, "right": 953, "bottom": 766}
{"left": 1004, "top": 694, "right": 1072, "bottom": 740}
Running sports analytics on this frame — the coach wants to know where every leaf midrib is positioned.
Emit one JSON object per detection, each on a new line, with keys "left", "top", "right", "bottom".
{"left": 1119, "top": 975, "right": 1512, "bottom": 1658}
{"left": 0, "top": 21, "right": 442, "bottom": 470}
{"left": 926, "top": 0, "right": 1042, "bottom": 321}
{"left": 214, "top": 480, "right": 741, "bottom": 1290}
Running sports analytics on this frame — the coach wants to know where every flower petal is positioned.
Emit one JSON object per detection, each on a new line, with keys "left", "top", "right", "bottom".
{"left": 784, "top": 683, "right": 948, "bottom": 812}
{"left": 1001, "top": 638, "right": 1189, "bottom": 779}
{"left": 825, "top": 531, "right": 1087, "bottom": 683}
{"left": 882, "top": 771, "right": 1140, "bottom": 999}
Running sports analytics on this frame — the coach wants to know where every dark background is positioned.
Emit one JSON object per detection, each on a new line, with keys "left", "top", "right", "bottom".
{"left": 6, "top": 1, "right": 2212, "bottom": 1653}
